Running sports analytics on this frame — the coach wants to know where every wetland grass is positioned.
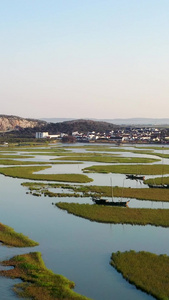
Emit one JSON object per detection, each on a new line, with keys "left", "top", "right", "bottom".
{"left": 0, "top": 154, "right": 34, "bottom": 159}
{"left": 56, "top": 203, "right": 169, "bottom": 227}
{"left": 83, "top": 164, "right": 169, "bottom": 175}
{"left": 55, "top": 154, "right": 158, "bottom": 164}
{"left": 0, "top": 166, "right": 93, "bottom": 183}
{"left": 0, "top": 252, "right": 91, "bottom": 300}
{"left": 144, "top": 176, "right": 169, "bottom": 185}
{"left": 0, "top": 159, "right": 81, "bottom": 166}
{"left": 0, "top": 223, "right": 38, "bottom": 247}
{"left": 111, "top": 250, "right": 169, "bottom": 300}
{"left": 21, "top": 182, "right": 169, "bottom": 202}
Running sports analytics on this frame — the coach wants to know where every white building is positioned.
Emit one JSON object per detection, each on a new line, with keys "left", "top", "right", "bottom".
{"left": 35, "top": 132, "right": 49, "bottom": 139}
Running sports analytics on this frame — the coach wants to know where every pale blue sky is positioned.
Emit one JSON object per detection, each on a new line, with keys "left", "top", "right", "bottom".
{"left": 1, "top": 0, "right": 169, "bottom": 119}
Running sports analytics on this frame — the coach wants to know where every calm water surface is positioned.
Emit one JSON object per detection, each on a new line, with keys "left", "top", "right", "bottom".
{"left": 0, "top": 144, "right": 169, "bottom": 300}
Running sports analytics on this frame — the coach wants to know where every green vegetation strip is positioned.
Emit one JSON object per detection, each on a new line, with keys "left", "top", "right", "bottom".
{"left": 22, "top": 182, "right": 169, "bottom": 202}
{"left": 83, "top": 164, "right": 168, "bottom": 175}
{"left": 56, "top": 203, "right": 169, "bottom": 227}
{"left": 55, "top": 154, "right": 158, "bottom": 163}
{"left": 1, "top": 147, "right": 70, "bottom": 153}
{"left": 136, "top": 146, "right": 169, "bottom": 150}
{"left": 144, "top": 176, "right": 169, "bottom": 185}
{"left": 0, "top": 154, "right": 34, "bottom": 158}
{"left": 0, "top": 252, "right": 90, "bottom": 300}
{"left": 0, "top": 159, "right": 81, "bottom": 165}
{"left": 0, "top": 166, "right": 92, "bottom": 183}
{"left": 111, "top": 250, "right": 169, "bottom": 300}
{"left": 0, "top": 223, "right": 38, "bottom": 247}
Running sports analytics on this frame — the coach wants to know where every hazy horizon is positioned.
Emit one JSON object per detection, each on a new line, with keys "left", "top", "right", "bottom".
{"left": 1, "top": 1, "right": 169, "bottom": 119}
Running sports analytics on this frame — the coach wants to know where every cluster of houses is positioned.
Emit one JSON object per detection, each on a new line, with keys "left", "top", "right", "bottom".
{"left": 36, "top": 127, "right": 169, "bottom": 144}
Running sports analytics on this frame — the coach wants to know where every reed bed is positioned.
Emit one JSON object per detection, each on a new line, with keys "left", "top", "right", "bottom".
{"left": 83, "top": 164, "right": 169, "bottom": 175}
{"left": 0, "top": 252, "right": 91, "bottom": 300}
{"left": 0, "top": 166, "right": 93, "bottom": 183}
{"left": 111, "top": 250, "right": 169, "bottom": 300}
{"left": 0, "top": 154, "right": 33, "bottom": 158}
{"left": 56, "top": 203, "right": 169, "bottom": 227}
{"left": 144, "top": 176, "right": 169, "bottom": 185}
{"left": 55, "top": 154, "right": 158, "bottom": 164}
{"left": 0, "top": 159, "right": 81, "bottom": 165}
{"left": 0, "top": 223, "right": 38, "bottom": 247}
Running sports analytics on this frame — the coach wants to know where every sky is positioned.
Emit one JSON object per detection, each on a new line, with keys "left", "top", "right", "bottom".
{"left": 1, "top": 0, "right": 169, "bottom": 120}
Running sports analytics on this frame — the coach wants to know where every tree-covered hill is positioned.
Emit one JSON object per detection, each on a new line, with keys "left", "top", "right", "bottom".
{"left": 40, "top": 119, "right": 119, "bottom": 135}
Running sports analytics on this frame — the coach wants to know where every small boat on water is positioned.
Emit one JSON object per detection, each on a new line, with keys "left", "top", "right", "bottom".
{"left": 148, "top": 184, "right": 169, "bottom": 189}
{"left": 91, "top": 196, "right": 129, "bottom": 207}
{"left": 126, "top": 174, "right": 145, "bottom": 180}
{"left": 91, "top": 178, "right": 129, "bottom": 207}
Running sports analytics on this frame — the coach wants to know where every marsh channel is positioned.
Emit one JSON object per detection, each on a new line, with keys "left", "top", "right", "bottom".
{"left": 0, "top": 143, "right": 169, "bottom": 300}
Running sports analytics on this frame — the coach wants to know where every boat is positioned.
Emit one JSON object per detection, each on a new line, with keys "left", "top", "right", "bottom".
{"left": 91, "top": 178, "right": 130, "bottom": 207}
{"left": 91, "top": 196, "right": 129, "bottom": 207}
{"left": 148, "top": 183, "right": 169, "bottom": 189}
{"left": 126, "top": 174, "right": 145, "bottom": 180}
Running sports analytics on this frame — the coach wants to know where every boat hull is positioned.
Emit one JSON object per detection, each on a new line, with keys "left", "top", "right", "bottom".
{"left": 126, "top": 174, "right": 145, "bottom": 180}
{"left": 92, "top": 197, "right": 129, "bottom": 207}
{"left": 148, "top": 184, "right": 169, "bottom": 189}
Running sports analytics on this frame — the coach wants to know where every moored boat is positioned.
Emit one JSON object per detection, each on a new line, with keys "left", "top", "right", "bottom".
{"left": 91, "top": 196, "right": 129, "bottom": 207}
{"left": 126, "top": 174, "right": 145, "bottom": 180}
{"left": 148, "top": 184, "right": 169, "bottom": 189}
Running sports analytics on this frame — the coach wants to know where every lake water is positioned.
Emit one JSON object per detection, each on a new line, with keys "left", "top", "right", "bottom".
{"left": 0, "top": 143, "right": 168, "bottom": 300}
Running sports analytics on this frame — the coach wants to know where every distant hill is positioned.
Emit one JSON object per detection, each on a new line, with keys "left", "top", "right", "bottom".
{"left": 40, "top": 119, "right": 119, "bottom": 134}
{"left": 0, "top": 116, "right": 119, "bottom": 138}
{"left": 0, "top": 115, "right": 46, "bottom": 132}
{"left": 40, "top": 117, "right": 169, "bottom": 126}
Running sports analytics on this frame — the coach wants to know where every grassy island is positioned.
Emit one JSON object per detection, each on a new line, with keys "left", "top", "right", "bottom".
{"left": 0, "top": 166, "right": 93, "bottom": 183}
{"left": 56, "top": 203, "right": 169, "bottom": 227}
{"left": 144, "top": 176, "right": 169, "bottom": 185}
{"left": 83, "top": 164, "right": 169, "bottom": 175}
{"left": 0, "top": 222, "right": 38, "bottom": 247}
{"left": 111, "top": 250, "right": 169, "bottom": 300}
{"left": 55, "top": 154, "right": 158, "bottom": 164}
{"left": 0, "top": 252, "right": 91, "bottom": 300}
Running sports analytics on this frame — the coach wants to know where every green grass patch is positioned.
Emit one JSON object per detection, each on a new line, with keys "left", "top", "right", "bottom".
{"left": 144, "top": 176, "right": 169, "bottom": 185}
{"left": 55, "top": 154, "right": 158, "bottom": 164}
{"left": 0, "top": 252, "right": 91, "bottom": 300}
{"left": 83, "top": 164, "right": 169, "bottom": 175}
{"left": 0, "top": 154, "right": 34, "bottom": 158}
{"left": 0, "top": 166, "right": 93, "bottom": 183}
{"left": 111, "top": 250, "right": 169, "bottom": 300}
{"left": 56, "top": 203, "right": 169, "bottom": 227}
{"left": 0, "top": 223, "right": 38, "bottom": 247}
{"left": 0, "top": 159, "right": 82, "bottom": 165}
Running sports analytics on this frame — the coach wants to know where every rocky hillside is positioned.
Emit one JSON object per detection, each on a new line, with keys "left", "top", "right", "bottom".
{"left": 0, "top": 115, "right": 46, "bottom": 132}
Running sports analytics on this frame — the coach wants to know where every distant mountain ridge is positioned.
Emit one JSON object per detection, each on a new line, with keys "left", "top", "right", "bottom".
{"left": 1, "top": 115, "right": 169, "bottom": 135}
{"left": 40, "top": 117, "right": 169, "bottom": 126}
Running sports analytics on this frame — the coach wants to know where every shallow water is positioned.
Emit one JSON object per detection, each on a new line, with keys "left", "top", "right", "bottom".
{"left": 0, "top": 144, "right": 169, "bottom": 299}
